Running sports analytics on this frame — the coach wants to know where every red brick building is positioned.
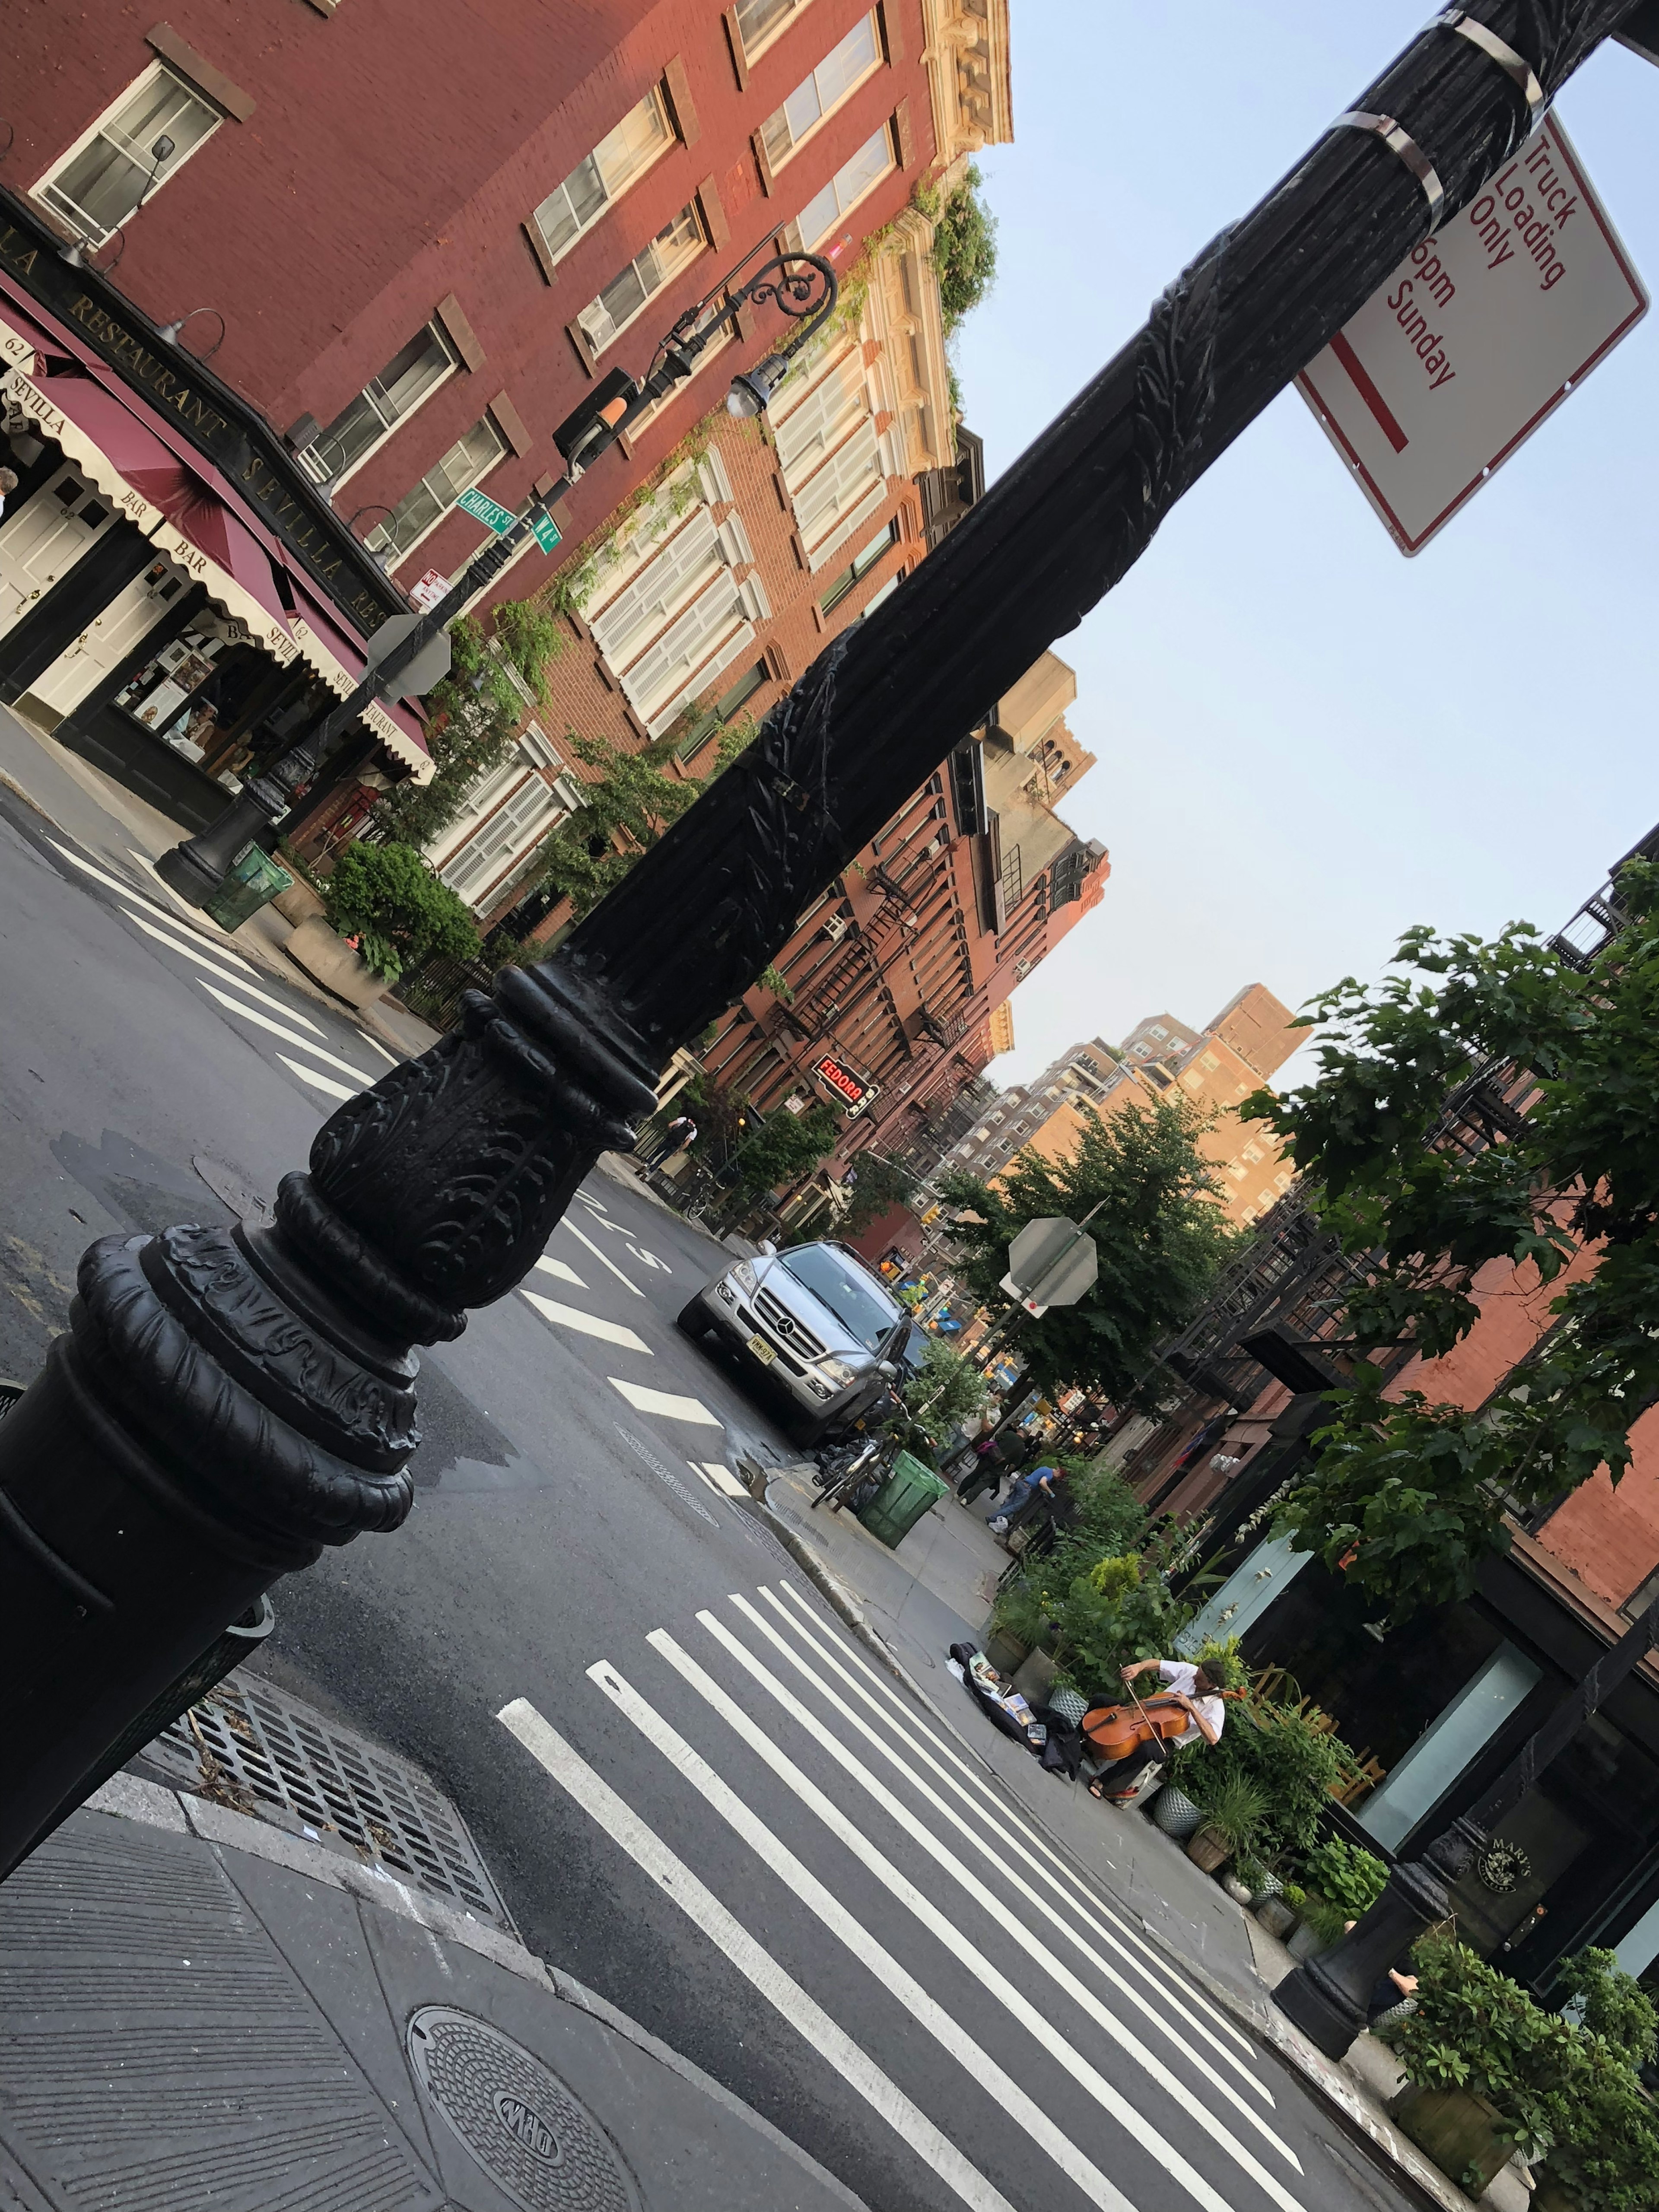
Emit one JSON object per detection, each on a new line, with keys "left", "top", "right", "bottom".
{"left": 0, "top": 0, "right": 1008, "bottom": 826}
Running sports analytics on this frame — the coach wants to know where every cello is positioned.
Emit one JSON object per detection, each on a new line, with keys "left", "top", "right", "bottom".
{"left": 1081, "top": 1675, "right": 1241, "bottom": 1763}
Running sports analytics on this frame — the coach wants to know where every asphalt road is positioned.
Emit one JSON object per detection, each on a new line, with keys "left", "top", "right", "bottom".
{"left": 0, "top": 783, "right": 1418, "bottom": 2212}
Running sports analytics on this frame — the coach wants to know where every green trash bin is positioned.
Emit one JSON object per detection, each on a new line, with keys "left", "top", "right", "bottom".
{"left": 203, "top": 842, "right": 294, "bottom": 933}
{"left": 856, "top": 1450, "right": 948, "bottom": 1549}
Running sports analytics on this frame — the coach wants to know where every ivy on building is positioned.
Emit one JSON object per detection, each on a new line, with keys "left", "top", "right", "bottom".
{"left": 370, "top": 603, "right": 563, "bottom": 851}
{"left": 929, "top": 163, "right": 1000, "bottom": 337}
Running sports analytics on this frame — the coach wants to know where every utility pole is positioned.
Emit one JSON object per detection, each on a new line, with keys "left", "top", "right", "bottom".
{"left": 0, "top": 0, "right": 1640, "bottom": 1882}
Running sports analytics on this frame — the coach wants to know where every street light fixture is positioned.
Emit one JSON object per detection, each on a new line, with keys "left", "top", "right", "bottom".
{"left": 152, "top": 243, "right": 838, "bottom": 909}
{"left": 0, "top": 0, "right": 1638, "bottom": 1886}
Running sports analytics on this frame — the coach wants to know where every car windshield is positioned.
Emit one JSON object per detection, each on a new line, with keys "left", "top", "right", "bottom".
{"left": 779, "top": 1245, "right": 902, "bottom": 1351}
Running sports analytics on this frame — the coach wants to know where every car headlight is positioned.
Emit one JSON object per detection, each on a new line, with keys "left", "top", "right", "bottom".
{"left": 818, "top": 1357, "right": 858, "bottom": 1387}
{"left": 729, "top": 1261, "right": 758, "bottom": 1295}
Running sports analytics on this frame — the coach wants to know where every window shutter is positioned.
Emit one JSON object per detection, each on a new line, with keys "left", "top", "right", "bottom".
{"left": 435, "top": 293, "right": 486, "bottom": 371}
{"left": 893, "top": 97, "right": 915, "bottom": 170}
{"left": 791, "top": 416, "right": 879, "bottom": 539}
{"left": 721, "top": 7, "right": 749, "bottom": 88}
{"left": 564, "top": 322, "right": 595, "bottom": 378}
{"left": 877, "top": 0, "right": 904, "bottom": 63}
{"left": 663, "top": 56, "right": 701, "bottom": 146}
{"left": 696, "top": 175, "right": 729, "bottom": 250}
{"left": 588, "top": 509, "right": 720, "bottom": 667}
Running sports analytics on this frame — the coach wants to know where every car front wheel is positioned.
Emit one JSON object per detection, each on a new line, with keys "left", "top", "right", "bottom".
{"left": 677, "top": 1297, "right": 713, "bottom": 1339}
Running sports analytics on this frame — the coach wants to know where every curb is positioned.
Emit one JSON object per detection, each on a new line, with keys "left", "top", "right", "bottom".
{"left": 84, "top": 1772, "right": 870, "bottom": 2212}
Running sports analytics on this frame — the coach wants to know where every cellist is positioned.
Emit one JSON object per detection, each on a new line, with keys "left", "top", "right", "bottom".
{"left": 1085, "top": 1656, "right": 1227, "bottom": 1804}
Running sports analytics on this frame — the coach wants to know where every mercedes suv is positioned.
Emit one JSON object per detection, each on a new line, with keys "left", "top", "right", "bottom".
{"left": 678, "top": 1239, "right": 913, "bottom": 1444}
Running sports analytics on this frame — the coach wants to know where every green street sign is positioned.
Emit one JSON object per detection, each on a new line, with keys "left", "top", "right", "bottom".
{"left": 531, "top": 510, "right": 562, "bottom": 554}
{"left": 457, "top": 486, "right": 517, "bottom": 536}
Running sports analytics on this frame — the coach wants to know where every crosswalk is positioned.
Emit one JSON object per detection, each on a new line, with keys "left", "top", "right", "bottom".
{"left": 499, "top": 1579, "right": 1304, "bottom": 2212}
{"left": 47, "top": 836, "right": 394, "bottom": 1108}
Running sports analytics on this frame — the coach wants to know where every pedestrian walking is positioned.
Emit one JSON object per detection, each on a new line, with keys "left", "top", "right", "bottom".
{"left": 1085, "top": 1657, "right": 1226, "bottom": 1802}
{"left": 985, "top": 1462, "right": 1066, "bottom": 1535}
{"left": 955, "top": 1429, "right": 1003, "bottom": 1505}
{"left": 642, "top": 1113, "right": 697, "bottom": 1166}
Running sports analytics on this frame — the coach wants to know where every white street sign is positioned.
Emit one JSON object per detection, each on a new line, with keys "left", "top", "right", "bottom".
{"left": 1001, "top": 1216, "right": 1098, "bottom": 1317}
{"left": 1297, "top": 115, "right": 1646, "bottom": 554}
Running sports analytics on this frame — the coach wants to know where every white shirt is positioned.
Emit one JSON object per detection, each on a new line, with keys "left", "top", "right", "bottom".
{"left": 1159, "top": 1659, "right": 1226, "bottom": 1748}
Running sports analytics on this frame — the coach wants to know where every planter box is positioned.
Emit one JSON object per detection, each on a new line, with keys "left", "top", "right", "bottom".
{"left": 1529, "top": 2165, "right": 1581, "bottom": 2212}
{"left": 1389, "top": 2084, "right": 1512, "bottom": 2196}
{"left": 286, "top": 913, "right": 388, "bottom": 1009}
{"left": 1011, "top": 1648, "right": 1057, "bottom": 1705}
{"left": 272, "top": 875, "right": 326, "bottom": 928}
{"left": 1186, "top": 1824, "right": 1232, "bottom": 1875}
{"left": 982, "top": 1632, "right": 1029, "bottom": 1676}
{"left": 1152, "top": 1787, "right": 1203, "bottom": 1839}
{"left": 1286, "top": 1920, "right": 1332, "bottom": 1963}
{"left": 1254, "top": 1896, "right": 1300, "bottom": 1941}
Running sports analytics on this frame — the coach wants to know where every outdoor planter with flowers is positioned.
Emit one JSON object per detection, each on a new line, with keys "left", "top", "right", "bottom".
{"left": 291, "top": 842, "right": 478, "bottom": 1007}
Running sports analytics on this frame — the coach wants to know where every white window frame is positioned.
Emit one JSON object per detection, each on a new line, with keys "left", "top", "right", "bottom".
{"left": 365, "top": 413, "right": 509, "bottom": 566}
{"left": 760, "top": 14, "right": 883, "bottom": 175}
{"left": 531, "top": 83, "right": 676, "bottom": 268}
{"left": 786, "top": 121, "right": 896, "bottom": 253}
{"left": 35, "top": 59, "right": 222, "bottom": 246}
{"left": 733, "top": 0, "right": 820, "bottom": 64}
{"left": 577, "top": 203, "right": 706, "bottom": 357}
{"left": 439, "top": 771, "right": 572, "bottom": 905}
{"left": 297, "top": 322, "right": 459, "bottom": 491}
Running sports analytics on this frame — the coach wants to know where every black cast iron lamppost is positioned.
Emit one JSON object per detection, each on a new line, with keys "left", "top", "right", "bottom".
{"left": 1274, "top": 1592, "right": 1659, "bottom": 2058}
{"left": 153, "top": 242, "right": 839, "bottom": 907}
{"left": 0, "top": 0, "right": 1641, "bottom": 1884}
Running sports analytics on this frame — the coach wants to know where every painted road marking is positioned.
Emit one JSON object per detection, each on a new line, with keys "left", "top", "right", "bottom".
{"left": 49, "top": 842, "right": 257, "bottom": 969}
{"left": 279, "top": 1055, "right": 358, "bottom": 1103}
{"left": 694, "top": 1461, "right": 748, "bottom": 1499}
{"left": 750, "top": 1586, "right": 1259, "bottom": 2076}
{"left": 614, "top": 1427, "right": 718, "bottom": 1527}
{"left": 521, "top": 1290, "right": 651, "bottom": 1353}
{"left": 586, "top": 1664, "right": 1144, "bottom": 2212}
{"left": 122, "top": 909, "right": 324, "bottom": 1028}
{"left": 534, "top": 1255, "right": 586, "bottom": 1289}
{"left": 198, "top": 980, "right": 377, "bottom": 1084}
{"left": 357, "top": 1033, "right": 398, "bottom": 1065}
{"left": 494, "top": 1700, "right": 1017, "bottom": 2212}
{"left": 656, "top": 1627, "right": 1301, "bottom": 2199}
{"left": 564, "top": 1221, "right": 644, "bottom": 1296}
{"left": 607, "top": 1378, "right": 720, "bottom": 1424}
{"left": 687, "top": 1613, "right": 1295, "bottom": 2173}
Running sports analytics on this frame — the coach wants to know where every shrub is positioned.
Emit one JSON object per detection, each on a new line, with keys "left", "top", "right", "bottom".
{"left": 1554, "top": 1948, "right": 1659, "bottom": 2071}
{"left": 321, "top": 842, "right": 479, "bottom": 982}
{"left": 1172, "top": 1700, "right": 1360, "bottom": 1860}
{"left": 1197, "top": 1774, "right": 1268, "bottom": 1853}
{"left": 932, "top": 164, "right": 999, "bottom": 334}
{"left": 1301, "top": 1837, "right": 1390, "bottom": 1919}
{"left": 1046, "top": 1546, "right": 1189, "bottom": 1700}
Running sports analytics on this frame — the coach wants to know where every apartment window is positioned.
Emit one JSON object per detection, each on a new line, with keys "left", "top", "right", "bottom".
{"left": 578, "top": 205, "right": 704, "bottom": 354}
{"left": 38, "top": 62, "right": 221, "bottom": 244}
{"left": 440, "top": 772, "right": 570, "bottom": 903}
{"left": 760, "top": 15, "right": 881, "bottom": 171}
{"left": 298, "top": 324, "right": 457, "bottom": 487}
{"left": 818, "top": 519, "right": 896, "bottom": 614}
{"left": 858, "top": 570, "right": 901, "bottom": 618}
{"left": 674, "top": 659, "right": 768, "bottom": 762}
{"left": 788, "top": 123, "right": 895, "bottom": 250}
{"left": 532, "top": 86, "right": 674, "bottom": 265}
{"left": 734, "top": 0, "right": 816, "bottom": 61}
{"left": 365, "top": 415, "right": 509, "bottom": 563}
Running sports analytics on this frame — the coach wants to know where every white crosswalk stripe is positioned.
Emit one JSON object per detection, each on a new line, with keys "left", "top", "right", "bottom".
{"left": 496, "top": 1700, "right": 1018, "bottom": 2212}
{"left": 584, "top": 1663, "right": 1146, "bottom": 2212}
{"left": 759, "top": 1580, "right": 1255, "bottom": 2057}
{"left": 521, "top": 1289, "right": 651, "bottom": 1352}
{"left": 49, "top": 841, "right": 258, "bottom": 968}
{"left": 121, "top": 909, "right": 325, "bottom": 1028}
{"left": 279, "top": 1054, "right": 359, "bottom": 1102}
{"left": 564, "top": 1221, "right": 644, "bottom": 1296}
{"left": 693, "top": 1460, "right": 748, "bottom": 1498}
{"left": 533, "top": 1255, "right": 586, "bottom": 1288}
{"left": 197, "top": 980, "right": 378, "bottom": 1084}
{"left": 607, "top": 1377, "right": 721, "bottom": 1423}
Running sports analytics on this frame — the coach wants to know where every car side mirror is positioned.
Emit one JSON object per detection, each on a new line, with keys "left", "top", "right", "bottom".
{"left": 760, "top": 1239, "right": 778, "bottom": 1257}
{"left": 877, "top": 1361, "right": 898, "bottom": 1379}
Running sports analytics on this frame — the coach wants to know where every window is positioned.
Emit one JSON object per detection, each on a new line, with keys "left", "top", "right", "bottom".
{"left": 577, "top": 204, "right": 704, "bottom": 354}
{"left": 532, "top": 86, "right": 674, "bottom": 265}
{"left": 787, "top": 123, "right": 895, "bottom": 251}
{"left": 1201, "top": 1049, "right": 1221, "bottom": 1071}
{"left": 440, "top": 772, "right": 571, "bottom": 903}
{"left": 818, "top": 519, "right": 896, "bottom": 614}
{"left": 760, "top": 15, "right": 881, "bottom": 171}
{"left": 297, "top": 324, "right": 457, "bottom": 487}
{"left": 365, "top": 414, "right": 509, "bottom": 563}
{"left": 858, "top": 571, "right": 901, "bottom": 618}
{"left": 734, "top": 0, "right": 816, "bottom": 61}
{"left": 38, "top": 61, "right": 221, "bottom": 244}
{"left": 673, "top": 659, "right": 768, "bottom": 762}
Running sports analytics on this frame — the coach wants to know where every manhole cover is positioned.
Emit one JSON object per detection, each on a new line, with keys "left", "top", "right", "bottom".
{"left": 407, "top": 2007, "right": 639, "bottom": 2212}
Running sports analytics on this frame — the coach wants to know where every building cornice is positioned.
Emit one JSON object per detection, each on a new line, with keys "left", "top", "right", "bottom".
{"left": 919, "top": 0, "right": 1014, "bottom": 166}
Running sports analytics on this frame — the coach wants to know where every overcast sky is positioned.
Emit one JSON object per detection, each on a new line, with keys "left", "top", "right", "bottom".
{"left": 961, "top": 2, "right": 1658, "bottom": 1087}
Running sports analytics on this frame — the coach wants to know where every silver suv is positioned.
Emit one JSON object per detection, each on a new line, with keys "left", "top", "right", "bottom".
{"left": 678, "top": 1239, "right": 912, "bottom": 1445}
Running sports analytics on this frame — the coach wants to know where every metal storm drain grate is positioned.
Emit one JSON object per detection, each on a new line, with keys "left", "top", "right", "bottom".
{"left": 407, "top": 2007, "right": 640, "bottom": 2212}
{"left": 149, "top": 1674, "right": 515, "bottom": 1932}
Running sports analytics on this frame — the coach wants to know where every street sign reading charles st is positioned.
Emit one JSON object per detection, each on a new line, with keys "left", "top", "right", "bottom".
{"left": 1297, "top": 114, "right": 1647, "bottom": 553}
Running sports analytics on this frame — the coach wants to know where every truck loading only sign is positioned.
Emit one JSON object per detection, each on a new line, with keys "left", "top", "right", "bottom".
{"left": 1297, "top": 116, "right": 1647, "bottom": 553}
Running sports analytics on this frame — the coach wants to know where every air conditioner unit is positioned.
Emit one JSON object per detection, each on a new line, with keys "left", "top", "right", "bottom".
{"left": 822, "top": 914, "right": 850, "bottom": 942}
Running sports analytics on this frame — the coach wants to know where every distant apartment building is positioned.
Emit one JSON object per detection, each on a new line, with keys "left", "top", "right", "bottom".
{"left": 948, "top": 982, "right": 1301, "bottom": 1229}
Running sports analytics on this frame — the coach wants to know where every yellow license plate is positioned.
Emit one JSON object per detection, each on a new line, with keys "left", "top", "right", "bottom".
{"left": 746, "top": 1332, "right": 776, "bottom": 1365}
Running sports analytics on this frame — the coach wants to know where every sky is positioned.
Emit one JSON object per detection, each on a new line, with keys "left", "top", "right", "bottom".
{"left": 959, "top": 2, "right": 1659, "bottom": 1088}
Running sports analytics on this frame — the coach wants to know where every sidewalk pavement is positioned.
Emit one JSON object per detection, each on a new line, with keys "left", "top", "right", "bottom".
{"left": 756, "top": 1463, "right": 1533, "bottom": 2212}
{"left": 0, "top": 701, "right": 440, "bottom": 1062}
{"left": 0, "top": 1773, "right": 865, "bottom": 2212}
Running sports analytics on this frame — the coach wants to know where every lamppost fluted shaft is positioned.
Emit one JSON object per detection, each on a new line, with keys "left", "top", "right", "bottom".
{"left": 0, "top": 0, "right": 1635, "bottom": 1881}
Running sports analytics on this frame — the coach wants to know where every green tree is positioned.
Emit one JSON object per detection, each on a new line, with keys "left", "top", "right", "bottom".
{"left": 321, "top": 842, "right": 479, "bottom": 982}
{"left": 527, "top": 730, "right": 703, "bottom": 919}
{"left": 931, "top": 164, "right": 999, "bottom": 335}
{"left": 1248, "top": 860, "right": 1659, "bottom": 1618}
{"left": 732, "top": 1101, "right": 842, "bottom": 1203}
{"left": 900, "top": 1339, "right": 985, "bottom": 1452}
{"left": 938, "top": 1096, "right": 1236, "bottom": 1403}
{"left": 842, "top": 1151, "right": 917, "bottom": 1236}
{"left": 370, "top": 606, "right": 563, "bottom": 850}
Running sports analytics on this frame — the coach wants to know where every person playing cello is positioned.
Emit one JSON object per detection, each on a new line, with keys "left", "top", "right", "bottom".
{"left": 1085, "top": 1656, "right": 1226, "bottom": 1803}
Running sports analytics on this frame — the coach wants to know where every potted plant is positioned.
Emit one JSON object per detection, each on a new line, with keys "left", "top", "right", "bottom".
{"left": 1530, "top": 1949, "right": 1659, "bottom": 2212}
{"left": 1186, "top": 1775, "right": 1268, "bottom": 1875}
{"left": 985, "top": 1577, "right": 1048, "bottom": 1675}
{"left": 289, "top": 842, "right": 479, "bottom": 1007}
